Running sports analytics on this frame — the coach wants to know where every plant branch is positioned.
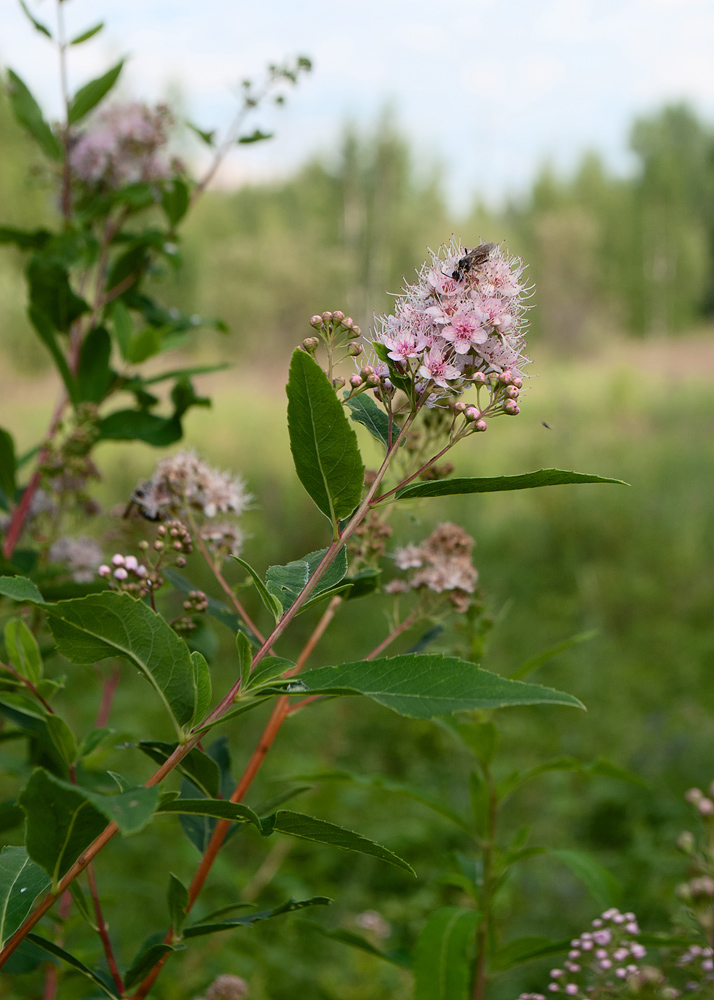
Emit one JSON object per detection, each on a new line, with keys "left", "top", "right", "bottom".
{"left": 365, "top": 611, "right": 417, "bottom": 661}
{"left": 0, "top": 660, "right": 56, "bottom": 715}
{"left": 95, "top": 665, "right": 121, "bottom": 728}
{"left": 87, "top": 864, "right": 124, "bottom": 995}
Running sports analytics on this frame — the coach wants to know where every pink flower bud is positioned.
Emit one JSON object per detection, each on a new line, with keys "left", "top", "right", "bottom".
{"left": 699, "top": 798, "right": 714, "bottom": 816}
{"left": 332, "top": 376, "right": 346, "bottom": 389}
{"left": 348, "top": 343, "right": 363, "bottom": 357}
{"left": 499, "top": 370, "right": 513, "bottom": 384}
{"left": 475, "top": 419, "right": 488, "bottom": 432}
{"left": 361, "top": 366, "right": 375, "bottom": 377}
{"left": 322, "top": 311, "right": 333, "bottom": 323}
{"left": 113, "top": 567, "right": 128, "bottom": 580}
{"left": 685, "top": 787, "right": 703, "bottom": 805}
{"left": 98, "top": 565, "right": 111, "bottom": 577}
{"left": 135, "top": 565, "right": 147, "bottom": 577}
{"left": 350, "top": 374, "right": 363, "bottom": 387}
{"left": 512, "top": 376, "right": 523, "bottom": 389}
{"left": 453, "top": 401, "right": 467, "bottom": 413}
{"left": 473, "top": 372, "right": 487, "bottom": 385}
{"left": 124, "top": 555, "right": 139, "bottom": 571}
{"left": 176, "top": 556, "right": 186, "bottom": 567}
{"left": 465, "top": 406, "right": 481, "bottom": 421}
{"left": 111, "top": 553, "right": 125, "bottom": 566}
{"left": 333, "top": 310, "right": 344, "bottom": 324}
{"left": 310, "top": 315, "right": 322, "bottom": 328}
{"left": 352, "top": 326, "right": 361, "bottom": 336}
{"left": 367, "top": 375, "right": 380, "bottom": 387}
{"left": 504, "top": 400, "right": 520, "bottom": 415}
{"left": 506, "top": 385, "right": 520, "bottom": 399}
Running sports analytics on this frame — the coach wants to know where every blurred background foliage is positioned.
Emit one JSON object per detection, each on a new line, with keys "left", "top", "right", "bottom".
{"left": 2, "top": 81, "right": 714, "bottom": 999}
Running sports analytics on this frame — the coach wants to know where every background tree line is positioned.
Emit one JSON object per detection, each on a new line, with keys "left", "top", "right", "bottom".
{"left": 1, "top": 93, "right": 714, "bottom": 371}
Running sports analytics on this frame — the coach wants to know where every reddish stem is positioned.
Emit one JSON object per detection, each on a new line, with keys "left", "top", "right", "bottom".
{"left": 365, "top": 612, "right": 417, "bottom": 661}
{"left": 95, "top": 666, "right": 121, "bottom": 729}
{"left": 87, "top": 864, "right": 124, "bottom": 995}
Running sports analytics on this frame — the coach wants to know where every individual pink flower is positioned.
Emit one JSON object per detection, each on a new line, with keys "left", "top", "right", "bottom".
{"left": 441, "top": 305, "right": 488, "bottom": 354}
{"left": 418, "top": 345, "right": 462, "bottom": 388}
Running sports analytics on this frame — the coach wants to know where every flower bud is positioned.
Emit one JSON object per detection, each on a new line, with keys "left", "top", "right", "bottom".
{"left": 499, "top": 370, "right": 513, "bottom": 384}
{"left": 465, "top": 406, "right": 481, "bottom": 421}
{"left": 453, "top": 401, "right": 467, "bottom": 413}
{"left": 504, "top": 400, "right": 520, "bottom": 415}
{"left": 348, "top": 343, "right": 363, "bottom": 357}
{"left": 310, "top": 314, "right": 322, "bottom": 328}
{"left": 699, "top": 797, "right": 714, "bottom": 816}
{"left": 361, "top": 366, "right": 375, "bottom": 377}
{"left": 98, "top": 565, "right": 110, "bottom": 577}
{"left": 676, "top": 830, "right": 696, "bottom": 854}
{"left": 154, "top": 540, "right": 164, "bottom": 551}
{"left": 352, "top": 326, "right": 361, "bottom": 336}
{"left": 475, "top": 419, "right": 488, "bottom": 432}
{"left": 332, "top": 310, "right": 344, "bottom": 325}
{"left": 332, "top": 376, "right": 346, "bottom": 389}
{"left": 344, "top": 316, "right": 354, "bottom": 329}
{"left": 114, "top": 567, "right": 128, "bottom": 581}
{"left": 505, "top": 385, "right": 519, "bottom": 399}
{"left": 302, "top": 337, "right": 318, "bottom": 353}
{"left": 322, "top": 311, "right": 333, "bottom": 324}
{"left": 138, "top": 540, "right": 149, "bottom": 550}
{"left": 349, "top": 374, "right": 363, "bottom": 388}
{"left": 512, "top": 376, "right": 523, "bottom": 389}
{"left": 473, "top": 372, "right": 487, "bottom": 385}
{"left": 176, "top": 556, "right": 186, "bottom": 567}
{"left": 111, "top": 553, "right": 125, "bottom": 566}
{"left": 685, "top": 787, "right": 703, "bottom": 805}
{"left": 367, "top": 374, "right": 380, "bottom": 387}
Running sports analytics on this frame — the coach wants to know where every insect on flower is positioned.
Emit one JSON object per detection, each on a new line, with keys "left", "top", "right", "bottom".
{"left": 451, "top": 242, "right": 496, "bottom": 282}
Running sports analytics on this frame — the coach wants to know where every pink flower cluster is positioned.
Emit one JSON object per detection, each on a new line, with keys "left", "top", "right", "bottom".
{"left": 133, "top": 450, "right": 251, "bottom": 522}
{"left": 517, "top": 909, "right": 647, "bottom": 1000}
{"left": 69, "top": 102, "right": 176, "bottom": 189}
{"left": 387, "top": 522, "right": 478, "bottom": 612}
{"left": 372, "top": 239, "right": 530, "bottom": 398}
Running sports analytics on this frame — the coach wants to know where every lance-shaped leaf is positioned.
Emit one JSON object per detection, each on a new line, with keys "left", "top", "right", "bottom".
{"left": 157, "top": 798, "right": 261, "bottom": 830}
{"left": 46, "top": 592, "right": 196, "bottom": 733}
{"left": 345, "top": 393, "right": 390, "bottom": 449}
{"left": 0, "top": 427, "right": 16, "bottom": 506}
{"left": 183, "top": 897, "right": 330, "bottom": 938}
{"left": 287, "top": 349, "right": 365, "bottom": 526}
{"left": 18, "top": 1, "right": 52, "bottom": 38}
{"left": 70, "top": 23, "right": 104, "bottom": 45}
{"left": 80, "top": 785, "right": 160, "bottom": 835}
{"left": 123, "top": 941, "right": 180, "bottom": 991}
{"left": 4, "top": 618, "right": 43, "bottom": 684}
{"left": 136, "top": 741, "right": 220, "bottom": 798}
{"left": 549, "top": 849, "right": 621, "bottom": 908}
{"left": 27, "top": 934, "right": 119, "bottom": 997}
{"left": 413, "top": 907, "right": 481, "bottom": 1000}
{"left": 292, "top": 655, "right": 584, "bottom": 720}
{"left": 68, "top": 60, "right": 124, "bottom": 124}
{"left": 6, "top": 71, "right": 61, "bottom": 160}
{"left": 0, "top": 847, "right": 51, "bottom": 949}
{"left": 266, "top": 546, "right": 348, "bottom": 614}
{"left": 302, "top": 919, "right": 412, "bottom": 968}
{"left": 395, "top": 468, "right": 628, "bottom": 500}
{"left": 491, "top": 935, "right": 571, "bottom": 971}
{"left": 261, "top": 810, "right": 414, "bottom": 875}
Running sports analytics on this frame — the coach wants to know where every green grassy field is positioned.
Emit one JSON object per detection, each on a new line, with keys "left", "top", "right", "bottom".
{"left": 3, "top": 334, "right": 714, "bottom": 999}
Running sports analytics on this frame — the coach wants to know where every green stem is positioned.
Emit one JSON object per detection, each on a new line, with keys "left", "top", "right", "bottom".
{"left": 472, "top": 763, "right": 498, "bottom": 1000}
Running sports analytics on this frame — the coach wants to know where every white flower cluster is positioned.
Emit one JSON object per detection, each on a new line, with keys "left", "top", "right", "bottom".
{"left": 133, "top": 450, "right": 251, "bottom": 522}
{"left": 69, "top": 102, "right": 176, "bottom": 189}
{"left": 372, "top": 240, "right": 529, "bottom": 398}
{"left": 48, "top": 535, "right": 103, "bottom": 583}
{"left": 517, "top": 909, "right": 647, "bottom": 999}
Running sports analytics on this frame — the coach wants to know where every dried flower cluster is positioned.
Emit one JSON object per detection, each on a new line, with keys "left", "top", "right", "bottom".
{"left": 70, "top": 102, "right": 178, "bottom": 188}
{"left": 133, "top": 450, "right": 251, "bottom": 523}
{"left": 371, "top": 240, "right": 529, "bottom": 397}
{"left": 388, "top": 522, "right": 478, "bottom": 612}
{"left": 198, "top": 974, "right": 249, "bottom": 1000}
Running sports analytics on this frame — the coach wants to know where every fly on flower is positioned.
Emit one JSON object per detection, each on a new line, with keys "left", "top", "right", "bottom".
{"left": 451, "top": 242, "right": 496, "bottom": 282}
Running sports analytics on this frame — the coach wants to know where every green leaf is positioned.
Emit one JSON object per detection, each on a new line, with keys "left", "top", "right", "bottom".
{"left": 469, "top": 771, "right": 489, "bottom": 838}
{"left": 70, "top": 22, "right": 104, "bottom": 45}
{"left": 123, "top": 942, "right": 178, "bottom": 991}
{"left": 0, "top": 575, "right": 46, "bottom": 605}
{"left": 80, "top": 785, "right": 160, "bottom": 835}
{"left": 77, "top": 327, "right": 115, "bottom": 403}
{"left": 27, "top": 306, "right": 79, "bottom": 404}
{"left": 184, "top": 897, "right": 330, "bottom": 938}
{"left": 18, "top": 769, "right": 107, "bottom": 886}
{"left": 27, "top": 255, "right": 89, "bottom": 332}
{"left": 186, "top": 121, "right": 216, "bottom": 146}
{"left": 345, "top": 393, "right": 390, "bottom": 449}
{"left": 511, "top": 630, "right": 597, "bottom": 680}
{"left": 68, "top": 880, "right": 96, "bottom": 928}
{"left": 0, "top": 846, "right": 51, "bottom": 949}
{"left": 190, "top": 651, "right": 211, "bottom": 725}
{"left": 265, "top": 546, "right": 348, "bottom": 615}
{"left": 302, "top": 920, "right": 411, "bottom": 968}
{"left": 98, "top": 408, "right": 183, "bottom": 447}
{"left": 46, "top": 716, "right": 77, "bottom": 766}
{"left": 167, "top": 873, "right": 189, "bottom": 934}
{"left": 27, "top": 934, "right": 119, "bottom": 998}
{"left": 293, "top": 655, "right": 584, "bottom": 720}
{"left": 262, "top": 810, "right": 414, "bottom": 875}
{"left": 238, "top": 129, "right": 274, "bottom": 144}
{"left": 0, "top": 226, "right": 51, "bottom": 250}
{"left": 236, "top": 631, "right": 252, "bottom": 691}
{"left": 136, "top": 741, "right": 220, "bottom": 798}
{"left": 127, "top": 326, "right": 162, "bottom": 364}
{"left": 295, "top": 770, "right": 471, "bottom": 834}
{"left": 46, "top": 591, "right": 196, "bottom": 734}
{"left": 492, "top": 935, "right": 571, "bottom": 971}
{"left": 413, "top": 907, "right": 480, "bottom": 1000}
{"left": 244, "top": 656, "right": 294, "bottom": 691}
{"left": 162, "top": 178, "right": 190, "bottom": 227}
{"left": 394, "top": 468, "right": 629, "bottom": 501}
{"left": 4, "top": 618, "right": 43, "bottom": 684}
{"left": 286, "top": 349, "right": 365, "bottom": 527}
{"left": 6, "top": 70, "right": 61, "bottom": 159}
{"left": 109, "top": 300, "right": 133, "bottom": 359}
{"left": 549, "top": 849, "right": 621, "bottom": 908}
{"left": 18, "top": 1, "right": 52, "bottom": 38}
{"left": 68, "top": 60, "right": 124, "bottom": 124}
{"left": 231, "top": 555, "right": 282, "bottom": 621}
{"left": 158, "top": 798, "right": 261, "bottom": 829}
{"left": 0, "top": 427, "right": 16, "bottom": 505}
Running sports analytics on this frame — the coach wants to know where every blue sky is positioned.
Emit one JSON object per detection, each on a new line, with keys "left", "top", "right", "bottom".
{"left": 2, "top": 0, "right": 714, "bottom": 210}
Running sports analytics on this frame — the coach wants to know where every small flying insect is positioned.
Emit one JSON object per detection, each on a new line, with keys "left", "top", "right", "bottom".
{"left": 451, "top": 242, "right": 496, "bottom": 282}
{"left": 541, "top": 421, "right": 552, "bottom": 430}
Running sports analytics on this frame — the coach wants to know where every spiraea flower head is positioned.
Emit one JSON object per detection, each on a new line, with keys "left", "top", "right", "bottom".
{"left": 133, "top": 450, "right": 251, "bottom": 522}
{"left": 371, "top": 239, "right": 530, "bottom": 402}
{"left": 49, "top": 535, "right": 103, "bottom": 583}
{"left": 392, "top": 523, "right": 478, "bottom": 612}
{"left": 69, "top": 102, "right": 178, "bottom": 189}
